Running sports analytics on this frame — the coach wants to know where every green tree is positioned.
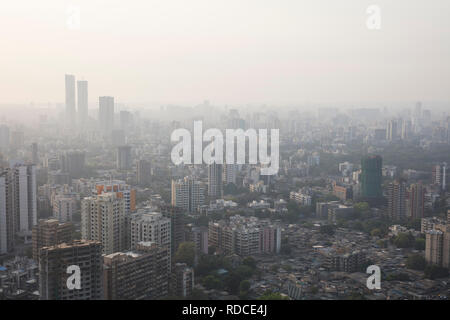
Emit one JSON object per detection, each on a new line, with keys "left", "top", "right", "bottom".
{"left": 202, "top": 275, "right": 222, "bottom": 290}
{"left": 406, "top": 254, "right": 426, "bottom": 271}
{"left": 174, "top": 242, "right": 196, "bottom": 266}
{"left": 258, "top": 290, "right": 289, "bottom": 300}
{"left": 424, "top": 265, "right": 449, "bottom": 279}
{"left": 242, "top": 257, "right": 257, "bottom": 269}
{"left": 188, "top": 288, "right": 209, "bottom": 300}
{"left": 224, "top": 272, "right": 242, "bottom": 294}
{"left": 393, "top": 233, "right": 415, "bottom": 248}
{"left": 414, "top": 238, "right": 425, "bottom": 250}
{"left": 354, "top": 202, "right": 370, "bottom": 216}
{"left": 236, "top": 265, "right": 254, "bottom": 279}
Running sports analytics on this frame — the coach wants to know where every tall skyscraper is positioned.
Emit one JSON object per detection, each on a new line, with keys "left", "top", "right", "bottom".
{"left": 77, "top": 80, "right": 88, "bottom": 128}
{"left": 360, "top": 155, "right": 382, "bottom": 202}
{"left": 0, "top": 165, "right": 38, "bottom": 239}
{"left": 0, "top": 171, "right": 14, "bottom": 254}
{"left": 0, "top": 164, "right": 37, "bottom": 238}
{"left": 65, "top": 74, "right": 76, "bottom": 129}
{"left": 60, "top": 151, "right": 85, "bottom": 178}
{"left": 401, "top": 119, "right": 412, "bottom": 140}
{"left": 386, "top": 119, "right": 398, "bottom": 141}
{"left": 137, "top": 159, "right": 152, "bottom": 186}
{"left": 52, "top": 194, "right": 77, "bottom": 222}
{"left": 432, "top": 163, "right": 447, "bottom": 191}
{"left": 160, "top": 205, "right": 185, "bottom": 256}
{"left": 94, "top": 180, "right": 136, "bottom": 214}
{"left": 99, "top": 96, "right": 114, "bottom": 136}
{"left": 424, "top": 221, "right": 450, "bottom": 269}
{"left": 0, "top": 124, "right": 10, "bottom": 153}
{"left": 208, "top": 163, "right": 223, "bottom": 199}
{"left": 130, "top": 210, "right": 171, "bottom": 251}
{"left": 32, "top": 219, "right": 73, "bottom": 262}
{"left": 81, "top": 193, "right": 126, "bottom": 254}
{"left": 170, "top": 263, "right": 194, "bottom": 298}
{"left": 186, "top": 226, "right": 209, "bottom": 255}
{"left": 119, "top": 110, "right": 133, "bottom": 130}
{"left": 103, "top": 241, "right": 170, "bottom": 300}
{"left": 116, "top": 145, "right": 132, "bottom": 170}
{"left": 425, "top": 230, "right": 444, "bottom": 266}
{"left": 31, "top": 142, "right": 38, "bottom": 165}
{"left": 39, "top": 240, "right": 103, "bottom": 300}
{"left": 407, "top": 183, "right": 425, "bottom": 220}
{"left": 171, "top": 177, "right": 205, "bottom": 213}
{"left": 223, "top": 163, "right": 238, "bottom": 185}
{"left": 415, "top": 101, "right": 422, "bottom": 118}
{"left": 387, "top": 181, "right": 406, "bottom": 221}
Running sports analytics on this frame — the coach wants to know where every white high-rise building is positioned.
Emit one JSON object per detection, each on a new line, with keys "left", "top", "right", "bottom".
{"left": 0, "top": 124, "right": 9, "bottom": 153}
{"left": 99, "top": 96, "right": 114, "bottom": 135}
{"left": 65, "top": 74, "right": 76, "bottom": 129}
{"left": 0, "top": 172, "right": 10, "bottom": 254}
{"left": 77, "top": 80, "right": 88, "bottom": 128}
{"left": 0, "top": 164, "right": 37, "bottom": 249}
{"left": 171, "top": 177, "right": 205, "bottom": 213}
{"left": 130, "top": 210, "right": 171, "bottom": 251}
{"left": 208, "top": 163, "right": 223, "bottom": 199}
{"left": 94, "top": 180, "right": 135, "bottom": 214}
{"left": 223, "top": 163, "right": 238, "bottom": 185}
{"left": 81, "top": 193, "right": 126, "bottom": 254}
{"left": 14, "top": 165, "right": 37, "bottom": 235}
{"left": 53, "top": 194, "right": 77, "bottom": 222}
{"left": 116, "top": 145, "right": 132, "bottom": 170}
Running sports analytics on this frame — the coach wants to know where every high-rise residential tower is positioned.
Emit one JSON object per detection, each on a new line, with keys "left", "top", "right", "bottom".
{"left": 360, "top": 155, "right": 383, "bottom": 203}
{"left": 171, "top": 177, "right": 205, "bottom": 213}
{"left": 65, "top": 74, "right": 76, "bottom": 129}
{"left": 103, "top": 241, "right": 170, "bottom": 300}
{"left": 130, "top": 210, "right": 171, "bottom": 251}
{"left": 116, "top": 145, "right": 132, "bottom": 170}
{"left": 387, "top": 180, "right": 406, "bottom": 221}
{"left": 99, "top": 96, "right": 114, "bottom": 136}
{"left": 32, "top": 219, "right": 73, "bottom": 262}
{"left": 39, "top": 240, "right": 103, "bottom": 300}
{"left": 136, "top": 159, "right": 152, "bottom": 186}
{"left": 81, "top": 193, "right": 126, "bottom": 254}
{"left": 208, "top": 163, "right": 223, "bottom": 199}
{"left": 432, "top": 163, "right": 447, "bottom": 191}
{"left": 1, "top": 164, "right": 38, "bottom": 238}
{"left": 77, "top": 80, "right": 88, "bottom": 128}
{"left": 407, "top": 183, "right": 425, "bottom": 219}
{"left": 386, "top": 120, "right": 398, "bottom": 141}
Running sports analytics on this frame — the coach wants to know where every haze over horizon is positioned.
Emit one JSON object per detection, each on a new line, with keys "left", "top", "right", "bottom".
{"left": 1, "top": 0, "right": 450, "bottom": 106}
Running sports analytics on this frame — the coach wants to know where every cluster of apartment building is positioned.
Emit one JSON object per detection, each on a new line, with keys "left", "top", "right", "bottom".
{"left": 318, "top": 247, "right": 367, "bottom": 273}
{"left": 208, "top": 215, "right": 281, "bottom": 256}
{"left": 315, "top": 201, "right": 354, "bottom": 223}
{"left": 423, "top": 213, "right": 450, "bottom": 269}
{"left": 29, "top": 215, "right": 194, "bottom": 300}
{"left": 0, "top": 164, "right": 37, "bottom": 254}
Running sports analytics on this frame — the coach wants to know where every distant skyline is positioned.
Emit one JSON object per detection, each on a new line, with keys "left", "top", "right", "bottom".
{"left": 0, "top": 0, "right": 450, "bottom": 105}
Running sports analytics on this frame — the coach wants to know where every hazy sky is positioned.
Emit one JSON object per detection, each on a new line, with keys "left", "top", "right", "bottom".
{"left": 1, "top": 0, "right": 449, "bottom": 105}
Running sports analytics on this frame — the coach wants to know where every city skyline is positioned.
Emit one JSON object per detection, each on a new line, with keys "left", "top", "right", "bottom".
{"left": 1, "top": 1, "right": 450, "bottom": 105}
